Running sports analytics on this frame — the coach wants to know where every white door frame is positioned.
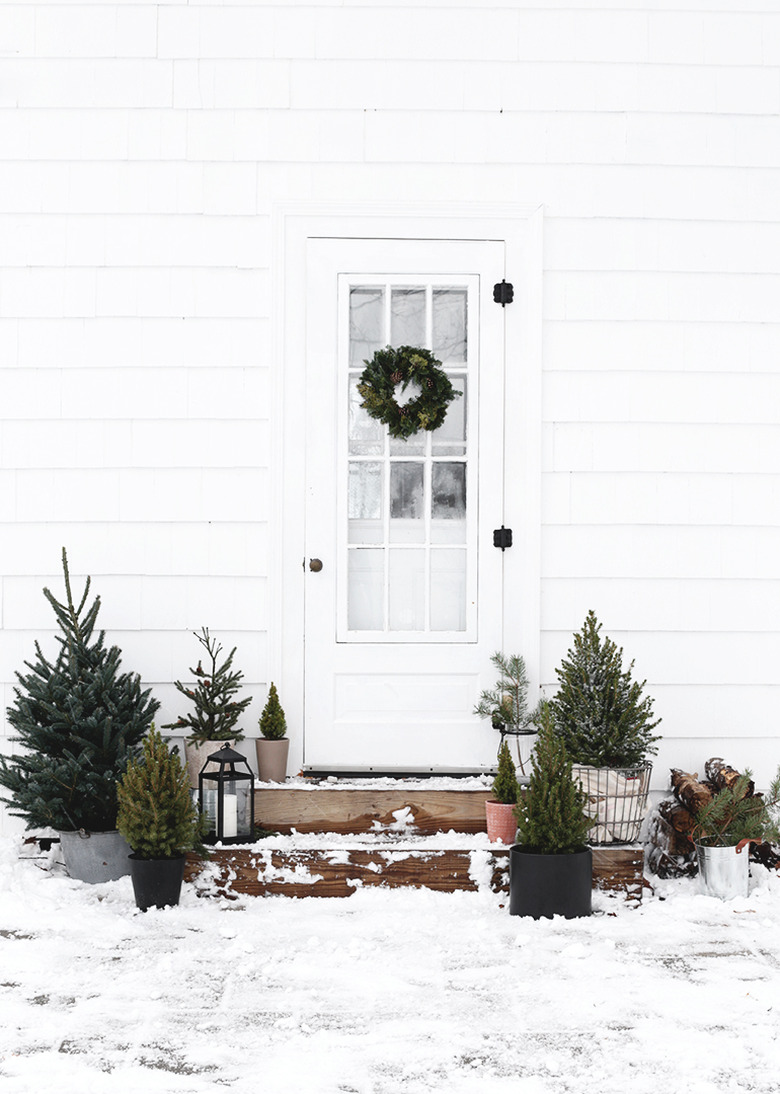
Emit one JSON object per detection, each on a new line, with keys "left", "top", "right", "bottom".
{"left": 272, "top": 204, "right": 543, "bottom": 773}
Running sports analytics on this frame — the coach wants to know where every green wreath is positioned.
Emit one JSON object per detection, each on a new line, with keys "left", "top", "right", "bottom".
{"left": 357, "top": 346, "right": 462, "bottom": 441}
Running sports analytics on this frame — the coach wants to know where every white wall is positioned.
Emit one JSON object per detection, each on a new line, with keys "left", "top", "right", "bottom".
{"left": 2, "top": 3, "right": 780, "bottom": 832}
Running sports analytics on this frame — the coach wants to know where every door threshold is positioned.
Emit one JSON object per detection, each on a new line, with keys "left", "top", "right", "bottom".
{"left": 302, "top": 767, "right": 491, "bottom": 780}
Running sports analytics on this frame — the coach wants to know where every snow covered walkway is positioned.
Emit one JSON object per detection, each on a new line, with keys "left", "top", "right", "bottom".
{"left": 1, "top": 837, "right": 779, "bottom": 1094}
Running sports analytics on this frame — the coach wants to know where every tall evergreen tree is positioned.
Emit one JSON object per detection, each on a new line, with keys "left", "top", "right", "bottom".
{"left": 0, "top": 549, "right": 158, "bottom": 832}
{"left": 547, "top": 610, "right": 661, "bottom": 768}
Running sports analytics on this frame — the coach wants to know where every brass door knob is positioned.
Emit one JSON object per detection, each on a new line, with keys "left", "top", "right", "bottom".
{"left": 309, "top": 558, "right": 323, "bottom": 572}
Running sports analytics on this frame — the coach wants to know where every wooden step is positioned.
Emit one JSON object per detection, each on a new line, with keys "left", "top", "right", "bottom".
{"left": 186, "top": 840, "right": 645, "bottom": 901}
{"left": 254, "top": 784, "right": 492, "bottom": 835}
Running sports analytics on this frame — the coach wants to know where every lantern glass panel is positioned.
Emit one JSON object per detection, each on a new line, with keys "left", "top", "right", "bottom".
{"left": 199, "top": 760, "right": 254, "bottom": 844}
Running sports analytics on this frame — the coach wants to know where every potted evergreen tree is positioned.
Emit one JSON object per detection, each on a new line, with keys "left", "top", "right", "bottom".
{"left": 485, "top": 740, "right": 519, "bottom": 843}
{"left": 546, "top": 611, "right": 661, "bottom": 844}
{"left": 473, "top": 652, "right": 538, "bottom": 779}
{"left": 692, "top": 767, "right": 780, "bottom": 899}
{"left": 255, "top": 682, "right": 289, "bottom": 782}
{"left": 0, "top": 549, "right": 158, "bottom": 883}
{"left": 510, "top": 705, "right": 594, "bottom": 918}
{"left": 117, "top": 726, "right": 202, "bottom": 910}
{"left": 162, "top": 628, "right": 252, "bottom": 787}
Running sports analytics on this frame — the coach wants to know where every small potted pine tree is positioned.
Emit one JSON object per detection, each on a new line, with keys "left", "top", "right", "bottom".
{"left": 692, "top": 767, "right": 780, "bottom": 899}
{"left": 162, "top": 628, "right": 252, "bottom": 788}
{"left": 510, "top": 704, "right": 593, "bottom": 918}
{"left": 117, "top": 726, "right": 202, "bottom": 911}
{"left": 255, "top": 683, "right": 289, "bottom": 782}
{"left": 546, "top": 611, "right": 661, "bottom": 844}
{"left": 486, "top": 740, "right": 519, "bottom": 843}
{"left": 473, "top": 652, "right": 538, "bottom": 779}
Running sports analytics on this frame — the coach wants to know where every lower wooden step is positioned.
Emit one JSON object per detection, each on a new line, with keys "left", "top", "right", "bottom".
{"left": 185, "top": 841, "right": 644, "bottom": 901}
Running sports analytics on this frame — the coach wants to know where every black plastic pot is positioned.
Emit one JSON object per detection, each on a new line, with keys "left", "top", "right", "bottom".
{"left": 509, "top": 845, "right": 592, "bottom": 919}
{"left": 129, "top": 854, "right": 186, "bottom": 911}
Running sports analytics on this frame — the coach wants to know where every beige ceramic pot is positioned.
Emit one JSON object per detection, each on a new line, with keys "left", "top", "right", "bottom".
{"left": 185, "top": 739, "right": 238, "bottom": 789}
{"left": 255, "top": 738, "right": 289, "bottom": 782}
{"left": 485, "top": 799, "right": 518, "bottom": 844}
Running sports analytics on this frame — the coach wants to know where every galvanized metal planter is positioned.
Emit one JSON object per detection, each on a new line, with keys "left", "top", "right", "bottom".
{"left": 59, "top": 830, "right": 132, "bottom": 884}
{"left": 695, "top": 842, "right": 749, "bottom": 899}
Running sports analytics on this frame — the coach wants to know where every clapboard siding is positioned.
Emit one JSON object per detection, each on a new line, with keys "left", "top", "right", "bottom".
{"left": 3, "top": 2, "right": 780, "bottom": 832}
{"left": 545, "top": 321, "right": 780, "bottom": 373}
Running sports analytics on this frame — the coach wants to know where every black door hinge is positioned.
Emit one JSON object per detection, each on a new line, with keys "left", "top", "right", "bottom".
{"left": 493, "top": 526, "right": 513, "bottom": 551}
{"left": 493, "top": 280, "right": 514, "bottom": 307}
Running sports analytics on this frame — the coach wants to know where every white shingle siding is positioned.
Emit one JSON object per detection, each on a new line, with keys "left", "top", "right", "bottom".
{"left": 2, "top": 2, "right": 780, "bottom": 830}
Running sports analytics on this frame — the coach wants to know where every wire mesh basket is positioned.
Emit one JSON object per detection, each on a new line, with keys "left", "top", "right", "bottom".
{"left": 571, "top": 763, "right": 652, "bottom": 846}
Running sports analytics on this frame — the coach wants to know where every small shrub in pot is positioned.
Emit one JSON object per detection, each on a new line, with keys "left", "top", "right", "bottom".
{"left": 485, "top": 740, "right": 519, "bottom": 843}
{"left": 256, "top": 683, "right": 289, "bottom": 782}
{"left": 117, "top": 726, "right": 203, "bottom": 910}
{"left": 510, "top": 705, "right": 593, "bottom": 918}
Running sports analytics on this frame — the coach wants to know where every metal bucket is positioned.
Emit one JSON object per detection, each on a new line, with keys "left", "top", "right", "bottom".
{"left": 59, "top": 830, "right": 132, "bottom": 883}
{"left": 695, "top": 842, "right": 749, "bottom": 899}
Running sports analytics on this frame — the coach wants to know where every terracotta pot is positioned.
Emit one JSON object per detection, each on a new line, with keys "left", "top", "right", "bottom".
{"left": 185, "top": 739, "right": 237, "bottom": 789}
{"left": 485, "top": 799, "right": 518, "bottom": 844}
{"left": 255, "top": 738, "right": 289, "bottom": 782}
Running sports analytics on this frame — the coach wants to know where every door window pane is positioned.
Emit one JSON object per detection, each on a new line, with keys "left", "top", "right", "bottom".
{"left": 350, "top": 287, "right": 384, "bottom": 366}
{"left": 391, "top": 289, "right": 426, "bottom": 348}
{"left": 390, "top": 462, "right": 425, "bottom": 543}
{"left": 348, "top": 462, "right": 382, "bottom": 520}
{"left": 348, "top": 378, "right": 384, "bottom": 455}
{"left": 348, "top": 463, "right": 383, "bottom": 543}
{"left": 388, "top": 549, "right": 425, "bottom": 631}
{"left": 431, "top": 375, "right": 466, "bottom": 457}
{"left": 432, "top": 289, "right": 467, "bottom": 362}
{"left": 432, "top": 463, "right": 466, "bottom": 519}
{"left": 348, "top": 549, "right": 384, "bottom": 630}
{"left": 430, "top": 550, "right": 467, "bottom": 631}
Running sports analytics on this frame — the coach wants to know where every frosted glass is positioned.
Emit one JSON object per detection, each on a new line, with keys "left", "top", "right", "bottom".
{"left": 390, "top": 289, "right": 425, "bottom": 348}
{"left": 390, "top": 463, "right": 424, "bottom": 520}
{"left": 348, "top": 462, "right": 382, "bottom": 520}
{"left": 350, "top": 287, "right": 384, "bottom": 367}
{"left": 348, "top": 377, "right": 384, "bottom": 455}
{"left": 430, "top": 518, "right": 466, "bottom": 545}
{"left": 432, "top": 463, "right": 466, "bottom": 520}
{"left": 388, "top": 549, "right": 425, "bottom": 631}
{"left": 348, "top": 549, "right": 384, "bottom": 630}
{"left": 432, "top": 375, "right": 466, "bottom": 456}
{"left": 432, "top": 289, "right": 467, "bottom": 362}
{"left": 390, "top": 462, "right": 425, "bottom": 543}
{"left": 389, "top": 433, "right": 426, "bottom": 456}
{"left": 430, "top": 550, "right": 467, "bottom": 631}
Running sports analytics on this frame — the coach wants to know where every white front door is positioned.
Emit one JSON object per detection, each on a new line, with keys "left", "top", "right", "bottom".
{"left": 302, "top": 237, "right": 509, "bottom": 771}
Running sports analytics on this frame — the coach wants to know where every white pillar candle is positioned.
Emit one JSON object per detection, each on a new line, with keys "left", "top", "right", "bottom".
{"left": 222, "top": 794, "right": 238, "bottom": 838}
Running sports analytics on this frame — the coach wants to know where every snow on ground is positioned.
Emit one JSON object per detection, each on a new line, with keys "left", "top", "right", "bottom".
{"left": 1, "top": 838, "right": 779, "bottom": 1094}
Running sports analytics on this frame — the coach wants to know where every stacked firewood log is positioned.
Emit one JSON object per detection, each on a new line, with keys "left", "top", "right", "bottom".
{"left": 646, "top": 757, "right": 780, "bottom": 879}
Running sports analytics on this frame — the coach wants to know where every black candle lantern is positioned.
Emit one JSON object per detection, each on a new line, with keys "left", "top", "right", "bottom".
{"left": 198, "top": 744, "right": 255, "bottom": 845}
